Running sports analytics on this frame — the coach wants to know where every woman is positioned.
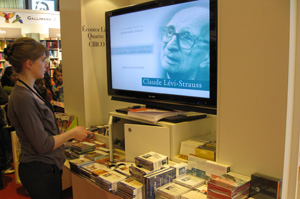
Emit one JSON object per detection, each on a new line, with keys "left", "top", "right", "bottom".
{"left": 4, "top": 37, "right": 92, "bottom": 199}
{"left": 1, "top": 66, "right": 18, "bottom": 95}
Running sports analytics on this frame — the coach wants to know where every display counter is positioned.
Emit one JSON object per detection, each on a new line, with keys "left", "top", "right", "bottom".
{"left": 71, "top": 171, "right": 122, "bottom": 199}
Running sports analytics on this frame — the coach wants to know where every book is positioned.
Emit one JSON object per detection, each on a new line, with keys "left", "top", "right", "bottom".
{"left": 249, "top": 173, "right": 282, "bottom": 199}
{"left": 195, "top": 145, "right": 216, "bottom": 161}
{"left": 95, "top": 171, "right": 127, "bottom": 192}
{"left": 116, "top": 188, "right": 142, "bottom": 199}
{"left": 207, "top": 172, "right": 251, "bottom": 198}
{"left": 70, "top": 142, "right": 96, "bottom": 154}
{"left": 207, "top": 188, "right": 250, "bottom": 199}
{"left": 180, "top": 139, "right": 207, "bottom": 160}
{"left": 181, "top": 189, "right": 207, "bottom": 199}
{"left": 84, "top": 150, "right": 109, "bottom": 161}
{"left": 127, "top": 108, "right": 179, "bottom": 123}
{"left": 196, "top": 184, "right": 208, "bottom": 195}
{"left": 187, "top": 155, "right": 207, "bottom": 179}
{"left": 168, "top": 161, "right": 187, "bottom": 177}
{"left": 135, "top": 151, "right": 168, "bottom": 171}
{"left": 173, "top": 174, "right": 205, "bottom": 189}
{"left": 129, "top": 165, "right": 154, "bottom": 182}
{"left": 69, "top": 158, "right": 94, "bottom": 174}
{"left": 155, "top": 182, "right": 190, "bottom": 199}
{"left": 80, "top": 162, "right": 110, "bottom": 181}
{"left": 206, "top": 160, "right": 230, "bottom": 179}
{"left": 117, "top": 177, "right": 143, "bottom": 197}
{"left": 143, "top": 167, "right": 176, "bottom": 199}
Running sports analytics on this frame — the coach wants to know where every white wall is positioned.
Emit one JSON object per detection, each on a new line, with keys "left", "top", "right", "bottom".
{"left": 217, "top": 0, "right": 289, "bottom": 178}
{"left": 81, "top": 0, "right": 131, "bottom": 127}
{"left": 60, "top": 0, "right": 131, "bottom": 127}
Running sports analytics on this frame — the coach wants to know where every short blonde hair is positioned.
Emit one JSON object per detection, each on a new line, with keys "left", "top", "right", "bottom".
{"left": 4, "top": 37, "right": 49, "bottom": 73}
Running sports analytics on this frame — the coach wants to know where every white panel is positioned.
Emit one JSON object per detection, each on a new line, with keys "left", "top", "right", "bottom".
{"left": 125, "top": 123, "right": 170, "bottom": 162}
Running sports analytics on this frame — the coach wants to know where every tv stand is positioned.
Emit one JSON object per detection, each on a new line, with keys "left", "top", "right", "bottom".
{"left": 108, "top": 111, "right": 216, "bottom": 162}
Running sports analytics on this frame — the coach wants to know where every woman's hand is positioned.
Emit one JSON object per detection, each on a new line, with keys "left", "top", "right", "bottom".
{"left": 53, "top": 126, "right": 93, "bottom": 150}
{"left": 71, "top": 126, "right": 93, "bottom": 141}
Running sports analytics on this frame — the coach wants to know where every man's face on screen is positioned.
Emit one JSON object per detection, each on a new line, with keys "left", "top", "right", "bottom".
{"left": 161, "top": 7, "right": 209, "bottom": 79}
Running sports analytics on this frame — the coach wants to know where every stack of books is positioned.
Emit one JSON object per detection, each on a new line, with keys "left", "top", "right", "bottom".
{"left": 143, "top": 167, "right": 176, "bottom": 199}
{"left": 96, "top": 146, "right": 110, "bottom": 153}
{"left": 155, "top": 182, "right": 190, "bottom": 199}
{"left": 129, "top": 164, "right": 154, "bottom": 182}
{"left": 173, "top": 174, "right": 205, "bottom": 189}
{"left": 127, "top": 108, "right": 179, "bottom": 123}
{"left": 84, "top": 150, "right": 109, "bottom": 161}
{"left": 70, "top": 142, "right": 96, "bottom": 158}
{"left": 69, "top": 158, "right": 94, "bottom": 174}
{"left": 207, "top": 172, "right": 251, "bottom": 199}
{"left": 181, "top": 189, "right": 207, "bottom": 199}
{"left": 135, "top": 151, "right": 168, "bottom": 171}
{"left": 92, "top": 140, "right": 106, "bottom": 148}
{"left": 116, "top": 177, "right": 143, "bottom": 199}
{"left": 173, "top": 184, "right": 208, "bottom": 199}
{"left": 79, "top": 162, "right": 110, "bottom": 182}
{"left": 95, "top": 171, "right": 127, "bottom": 193}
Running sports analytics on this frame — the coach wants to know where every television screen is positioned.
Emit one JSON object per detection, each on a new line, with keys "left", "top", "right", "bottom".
{"left": 30, "top": 0, "right": 56, "bottom": 11}
{"left": 106, "top": 0, "right": 217, "bottom": 114}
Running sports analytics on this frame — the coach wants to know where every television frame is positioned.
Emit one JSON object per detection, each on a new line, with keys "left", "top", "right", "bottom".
{"left": 105, "top": 0, "right": 218, "bottom": 115}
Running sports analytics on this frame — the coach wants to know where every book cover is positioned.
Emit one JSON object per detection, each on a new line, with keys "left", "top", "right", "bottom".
{"left": 173, "top": 174, "right": 205, "bottom": 189}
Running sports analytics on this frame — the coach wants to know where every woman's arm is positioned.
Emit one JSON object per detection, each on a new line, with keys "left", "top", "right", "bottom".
{"left": 52, "top": 126, "right": 93, "bottom": 150}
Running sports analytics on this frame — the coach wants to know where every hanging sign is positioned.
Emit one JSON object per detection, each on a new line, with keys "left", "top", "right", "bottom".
{"left": 0, "top": 27, "right": 22, "bottom": 38}
{"left": 0, "top": 11, "right": 60, "bottom": 26}
{"left": 49, "top": 28, "right": 60, "bottom": 38}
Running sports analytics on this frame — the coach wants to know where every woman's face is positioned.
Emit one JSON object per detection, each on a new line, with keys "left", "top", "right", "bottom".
{"left": 9, "top": 71, "right": 18, "bottom": 83}
{"left": 31, "top": 54, "right": 47, "bottom": 79}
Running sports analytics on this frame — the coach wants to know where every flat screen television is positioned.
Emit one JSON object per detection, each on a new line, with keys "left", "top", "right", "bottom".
{"left": 106, "top": 0, "right": 217, "bottom": 115}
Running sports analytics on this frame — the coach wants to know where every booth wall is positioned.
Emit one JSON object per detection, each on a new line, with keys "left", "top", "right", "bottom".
{"left": 60, "top": 0, "right": 292, "bottom": 187}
